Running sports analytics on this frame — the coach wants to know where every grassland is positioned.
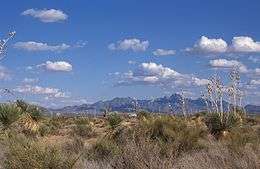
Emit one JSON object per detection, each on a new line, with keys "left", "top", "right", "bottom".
{"left": 0, "top": 101, "right": 259, "bottom": 169}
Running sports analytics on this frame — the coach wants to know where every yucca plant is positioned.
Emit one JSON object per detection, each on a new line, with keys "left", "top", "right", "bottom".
{"left": 16, "top": 100, "right": 42, "bottom": 122}
{"left": 205, "top": 112, "right": 241, "bottom": 138}
{"left": 203, "top": 69, "right": 245, "bottom": 139}
{"left": 0, "top": 104, "right": 22, "bottom": 129}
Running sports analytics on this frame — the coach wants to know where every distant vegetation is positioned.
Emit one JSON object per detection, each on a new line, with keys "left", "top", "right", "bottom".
{"left": 0, "top": 99, "right": 259, "bottom": 169}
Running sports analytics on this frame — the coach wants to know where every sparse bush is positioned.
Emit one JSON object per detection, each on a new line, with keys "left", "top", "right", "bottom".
{"left": 112, "top": 139, "right": 175, "bottom": 169}
{"left": 63, "top": 136, "right": 85, "bottom": 154}
{"left": 107, "top": 125, "right": 133, "bottom": 145}
{"left": 38, "top": 123, "right": 52, "bottom": 136}
{"left": 174, "top": 142, "right": 259, "bottom": 169}
{"left": 71, "top": 117, "right": 95, "bottom": 138}
{"left": 4, "top": 133, "right": 81, "bottom": 169}
{"left": 226, "top": 125, "right": 260, "bottom": 152}
{"left": 72, "top": 123, "right": 94, "bottom": 138}
{"left": 107, "top": 113, "right": 122, "bottom": 129}
{"left": 89, "top": 138, "right": 120, "bottom": 160}
{"left": 37, "top": 118, "right": 63, "bottom": 136}
{"left": 137, "top": 110, "right": 150, "bottom": 120}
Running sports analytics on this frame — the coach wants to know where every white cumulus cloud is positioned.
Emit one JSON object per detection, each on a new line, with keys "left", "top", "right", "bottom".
{"left": 14, "top": 41, "right": 70, "bottom": 52}
{"left": 41, "top": 61, "right": 73, "bottom": 72}
{"left": 114, "top": 62, "right": 209, "bottom": 88}
{"left": 230, "top": 36, "right": 260, "bottom": 53}
{"left": 14, "top": 85, "right": 68, "bottom": 98}
{"left": 209, "top": 59, "right": 248, "bottom": 73}
{"left": 108, "top": 38, "right": 149, "bottom": 52}
{"left": 186, "top": 35, "right": 260, "bottom": 55}
{"left": 152, "top": 49, "right": 176, "bottom": 56}
{"left": 22, "top": 9, "right": 68, "bottom": 23}
{"left": 186, "top": 36, "right": 228, "bottom": 53}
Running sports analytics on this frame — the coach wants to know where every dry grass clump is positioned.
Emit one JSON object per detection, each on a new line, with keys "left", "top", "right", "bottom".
{"left": 63, "top": 136, "right": 85, "bottom": 154}
{"left": 136, "top": 115, "right": 207, "bottom": 156}
{"left": 71, "top": 117, "right": 95, "bottom": 138}
{"left": 225, "top": 125, "right": 260, "bottom": 152}
{"left": 38, "top": 118, "right": 63, "bottom": 136}
{"left": 174, "top": 142, "right": 259, "bottom": 169}
{"left": 111, "top": 139, "right": 175, "bottom": 169}
{"left": 3, "top": 132, "right": 81, "bottom": 169}
{"left": 87, "top": 137, "right": 121, "bottom": 160}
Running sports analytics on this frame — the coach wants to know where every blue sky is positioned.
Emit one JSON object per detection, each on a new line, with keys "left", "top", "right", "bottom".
{"left": 0, "top": 0, "right": 259, "bottom": 108}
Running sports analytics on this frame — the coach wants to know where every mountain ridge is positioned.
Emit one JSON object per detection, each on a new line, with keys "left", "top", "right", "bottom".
{"left": 50, "top": 94, "right": 260, "bottom": 115}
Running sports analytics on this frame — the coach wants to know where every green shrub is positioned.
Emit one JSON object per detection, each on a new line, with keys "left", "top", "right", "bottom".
{"left": 0, "top": 104, "right": 22, "bottom": 129}
{"left": 205, "top": 112, "right": 241, "bottom": 138}
{"left": 107, "top": 113, "right": 122, "bottom": 129}
{"left": 137, "top": 116, "right": 206, "bottom": 156}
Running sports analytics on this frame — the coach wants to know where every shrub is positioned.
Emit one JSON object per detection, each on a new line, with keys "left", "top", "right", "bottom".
{"left": 0, "top": 104, "right": 22, "bottom": 129}
{"left": 63, "top": 136, "right": 85, "bottom": 154}
{"left": 4, "top": 133, "right": 81, "bottom": 169}
{"left": 74, "top": 117, "right": 90, "bottom": 125}
{"left": 89, "top": 138, "right": 120, "bottom": 160}
{"left": 205, "top": 112, "right": 241, "bottom": 138}
{"left": 71, "top": 117, "right": 95, "bottom": 138}
{"left": 112, "top": 139, "right": 175, "bottom": 169}
{"left": 38, "top": 123, "right": 52, "bottom": 136}
{"left": 107, "top": 113, "right": 122, "bottom": 129}
{"left": 72, "top": 123, "right": 94, "bottom": 138}
{"left": 16, "top": 100, "right": 42, "bottom": 122}
{"left": 226, "top": 125, "right": 260, "bottom": 152}
{"left": 139, "top": 116, "right": 207, "bottom": 156}
{"left": 137, "top": 110, "right": 151, "bottom": 120}
{"left": 11, "top": 113, "right": 40, "bottom": 137}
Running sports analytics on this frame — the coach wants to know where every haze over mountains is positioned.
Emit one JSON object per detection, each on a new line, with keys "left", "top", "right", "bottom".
{"left": 51, "top": 94, "right": 260, "bottom": 115}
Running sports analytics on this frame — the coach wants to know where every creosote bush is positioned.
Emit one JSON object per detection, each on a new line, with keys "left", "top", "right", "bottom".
{"left": 107, "top": 113, "right": 122, "bottom": 129}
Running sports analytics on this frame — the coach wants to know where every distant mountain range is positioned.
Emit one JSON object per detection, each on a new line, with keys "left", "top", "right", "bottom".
{"left": 50, "top": 94, "right": 260, "bottom": 115}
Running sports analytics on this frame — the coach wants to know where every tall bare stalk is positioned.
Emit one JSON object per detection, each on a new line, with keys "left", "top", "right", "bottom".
{"left": 228, "top": 68, "right": 241, "bottom": 116}
{"left": 180, "top": 90, "right": 186, "bottom": 117}
{"left": 0, "top": 31, "right": 16, "bottom": 59}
